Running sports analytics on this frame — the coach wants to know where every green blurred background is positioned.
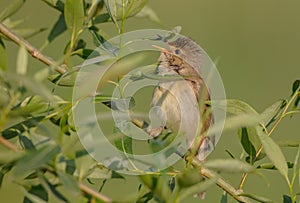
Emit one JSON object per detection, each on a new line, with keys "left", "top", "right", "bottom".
{"left": 1, "top": 0, "right": 300, "bottom": 202}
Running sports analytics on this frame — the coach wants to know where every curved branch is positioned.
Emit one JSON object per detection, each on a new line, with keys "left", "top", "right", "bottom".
{"left": 0, "top": 22, "right": 67, "bottom": 74}
{"left": 79, "top": 183, "right": 112, "bottom": 203}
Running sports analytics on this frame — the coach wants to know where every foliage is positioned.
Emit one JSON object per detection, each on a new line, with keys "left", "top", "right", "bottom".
{"left": 0, "top": 1, "right": 299, "bottom": 203}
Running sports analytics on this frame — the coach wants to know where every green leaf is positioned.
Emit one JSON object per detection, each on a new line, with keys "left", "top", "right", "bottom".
{"left": 211, "top": 99, "right": 258, "bottom": 115}
{"left": 178, "top": 177, "right": 217, "bottom": 202}
{"left": 23, "top": 185, "right": 48, "bottom": 203}
{"left": 115, "top": 136, "right": 133, "bottom": 155}
{"left": 58, "top": 172, "right": 80, "bottom": 195}
{"left": 89, "top": 28, "right": 119, "bottom": 55}
{"left": 257, "top": 162, "right": 294, "bottom": 170}
{"left": 256, "top": 126, "right": 288, "bottom": 178}
{"left": 136, "top": 191, "right": 153, "bottom": 203}
{"left": 13, "top": 27, "right": 47, "bottom": 39}
{"left": 283, "top": 195, "right": 292, "bottom": 203}
{"left": 65, "top": 159, "right": 76, "bottom": 175}
{"left": 276, "top": 140, "right": 300, "bottom": 147}
{"left": 3, "top": 72, "right": 55, "bottom": 101}
{"left": 19, "top": 135, "right": 35, "bottom": 150}
{"left": 0, "top": 151, "right": 24, "bottom": 164}
{"left": 203, "top": 159, "right": 255, "bottom": 173}
{"left": 222, "top": 114, "right": 261, "bottom": 131}
{"left": 39, "top": 174, "right": 68, "bottom": 202}
{"left": 0, "top": 37, "right": 7, "bottom": 71}
{"left": 48, "top": 73, "right": 75, "bottom": 87}
{"left": 103, "top": 0, "right": 117, "bottom": 24}
{"left": 16, "top": 45, "right": 28, "bottom": 75}
{"left": 9, "top": 95, "right": 54, "bottom": 117}
{"left": 13, "top": 145, "right": 60, "bottom": 177}
{"left": 72, "top": 48, "right": 95, "bottom": 59}
{"left": 238, "top": 127, "right": 257, "bottom": 164}
{"left": 2, "top": 116, "right": 45, "bottom": 139}
{"left": 135, "top": 6, "right": 160, "bottom": 24}
{"left": 48, "top": 13, "right": 67, "bottom": 43}
{"left": 92, "top": 13, "right": 110, "bottom": 24}
{"left": 220, "top": 192, "right": 228, "bottom": 203}
{"left": 292, "top": 80, "right": 300, "bottom": 95}
{"left": 177, "top": 167, "right": 203, "bottom": 188}
{"left": 102, "top": 97, "right": 135, "bottom": 111}
{"left": 239, "top": 193, "right": 274, "bottom": 203}
{"left": 64, "top": 0, "right": 85, "bottom": 49}
{"left": 260, "top": 100, "right": 286, "bottom": 127}
{"left": 41, "top": 0, "right": 64, "bottom": 12}
{"left": 87, "top": 164, "right": 124, "bottom": 179}
{"left": 292, "top": 80, "right": 300, "bottom": 110}
{"left": 104, "top": 0, "right": 148, "bottom": 22}
{"left": 139, "top": 175, "right": 172, "bottom": 202}
{"left": 60, "top": 113, "right": 71, "bottom": 136}
{"left": 0, "top": 0, "right": 26, "bottom": 21}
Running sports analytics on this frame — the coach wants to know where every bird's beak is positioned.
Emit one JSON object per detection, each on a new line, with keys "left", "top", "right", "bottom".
{"left": 152, "top": 45, "right": 170, "bottom": 54}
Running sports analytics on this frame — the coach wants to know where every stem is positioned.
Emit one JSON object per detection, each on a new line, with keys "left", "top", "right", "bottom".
{"left": 0, "top": 136, "right": 19, "bottom": 151}
{"left": 0, "top": 22, "right": 67, "bottom": 74}
{"left": 79, "top": 183, "right": 112, "bottom": 203}
{"left": 0, "top": 92, "right": 21, "bottom": 151}
{"left": 239, "top": 88, "right": 300, "bottom": 189}
{"left": 191, "top": 159, "right": 252, "bottom": 203}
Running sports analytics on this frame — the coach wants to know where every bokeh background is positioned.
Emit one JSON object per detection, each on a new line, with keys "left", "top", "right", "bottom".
{"left": 1, "top": 0, "right": 300, "bottom": 202}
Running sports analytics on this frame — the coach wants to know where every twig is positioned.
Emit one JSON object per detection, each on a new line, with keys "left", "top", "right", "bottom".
{"left": 133, "top": 118, "right": 252, "bottom": 203}
{"left": 238, "top": 89, "right": 300, "bottom": 189}
{"left": 79, "top": 183, "right": 112, "bottom": 203}
{"left": 0, "top": 22, "right": 67, "bottom": 74}
{"left": 0, "top": 136, "right": 19, "bottom": 151}
{"left": 199, "top": 166, "right": 251, "bottom": 203}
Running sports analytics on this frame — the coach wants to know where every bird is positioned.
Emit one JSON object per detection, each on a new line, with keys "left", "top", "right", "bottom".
{"left": 147, "top": 36, "right": 214, "bottom": 161}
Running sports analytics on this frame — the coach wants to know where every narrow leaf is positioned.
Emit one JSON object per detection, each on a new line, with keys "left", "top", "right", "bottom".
{"left": 2, "top": 116, "right": 45, "bottom": 139}
{"left": 92, "top": 13, "right": 110, "bottom": 24}
{"left": 39, "top": 174, "right": 68, "bottom": 202}
{"left": 203, "top": 159, "right": 254, "bottom": 173}
{"left": 292, "top": 80, "right": 300, "bottom": 110}
{"left": 103, "top": 0, "right": 117, "bottom": 24}
{"left": 13, "top": 27, "right": 47, "bottom": 39}
{"left": 239, "top": 193, "right": 273, "bottom": 203}
{"left": 64, "top": 0, "right": 85, "bottom": 48}
{"left": 135, "top": 6, "right": 160, "bottom": 23}
{"left": 211, "top": 99, "right": 258, "bottom": 115}
{"left": 220, "top": 192, "right": 228, "bottom": 203}
{"left": 48, "top": 13, "right": 67, "bottom": 42}
{"left": 178, "top": 177, "right": 217, "bottom": 202}
{"left": 256, "top": 126, "right": 288, "bottom": 178}
{"left": 19, "top": 135, "right": 35, "bottom": 150}
{"left": 260, "top": 100, "right": 286, "bottom": 127}
{"left": 23, "top": 185, "right": 48, "bottom": 203}
{"left": 58, "top": 172, "right": 80, "bottom": 195}
{"left": 238, "top": 127, "right": 256, "bottom": 163}
{"left": 0, "top": 37, "right": 7, "bottom": 71}
{"left": 283, "top": 195, "right": 292, "bottom": 203}
{"left": 16, "top": 45, "right": 28, "bottom": 75}
{"left": 0, "top": 0, "right": 26, "bottom": 21}
{"left": 13, "top": 145, "right": 60, "bottom": 176}
{"left": 115, "top": 136, "right": 133, "bottom": 154}
{"left": 292, "top": 80, "right": 300, "bottom": 95}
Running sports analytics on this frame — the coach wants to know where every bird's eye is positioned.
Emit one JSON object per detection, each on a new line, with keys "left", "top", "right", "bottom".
{"left": 174, "top": 49, "right": 180, "bottom": 54}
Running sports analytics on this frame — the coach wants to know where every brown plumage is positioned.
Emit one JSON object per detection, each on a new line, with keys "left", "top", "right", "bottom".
{"left": 148, "top": 37, "right": 214, "bottom": 161}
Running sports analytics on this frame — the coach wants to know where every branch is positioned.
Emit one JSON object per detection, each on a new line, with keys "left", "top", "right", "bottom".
{"left": 0, "top": 136, "right": 19, "bottom": 151}
{"left": 0, "top": 22, "right": 67, "bottom": 74}
{"left": 198, "top": 166, "right": 252, "bottom": 203}
{"left": 79, "top": 183, "right": 112, "bottom": 203}
{"left": 132, "top": 118, "right": 252, "bottom": 203}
